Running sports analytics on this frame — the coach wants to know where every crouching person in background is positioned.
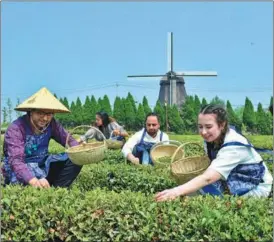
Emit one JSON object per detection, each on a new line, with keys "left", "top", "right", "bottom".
{"left": 122, "top": 112, "right": 169, "bottom": 165}
{"left": 1, "top": 87, "right": 82, "bottom": 188}
{"left": 78, "top": 111, "right": 128, "bottom": 145}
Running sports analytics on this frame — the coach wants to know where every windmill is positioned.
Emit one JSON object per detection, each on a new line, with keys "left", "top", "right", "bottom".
{"left": 127, "top": 32, "right": 218, "bottom": 107}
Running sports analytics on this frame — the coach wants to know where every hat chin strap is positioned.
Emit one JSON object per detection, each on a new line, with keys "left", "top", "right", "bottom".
{"left": 30, "top": 116, "right": 50, "bottom": 134}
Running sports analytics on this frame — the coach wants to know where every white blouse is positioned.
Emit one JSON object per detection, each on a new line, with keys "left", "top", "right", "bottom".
{"left": 207, "top": 128, "right": 273, "bottom": 197}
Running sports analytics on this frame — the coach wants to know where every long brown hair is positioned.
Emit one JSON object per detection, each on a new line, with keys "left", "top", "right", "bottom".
{"left": 199, "top": 104, "right": 229, "bottom": 148}
{"left": 94, "top": 111, "right": 116, "bottom": 130}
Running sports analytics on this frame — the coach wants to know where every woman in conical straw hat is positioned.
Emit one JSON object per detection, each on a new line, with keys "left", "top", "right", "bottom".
{"left": 2, "top": 87, "right": 82, "bottom": 188}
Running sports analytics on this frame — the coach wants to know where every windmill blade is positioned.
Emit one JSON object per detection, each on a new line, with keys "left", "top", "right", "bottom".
{"left": 127, "top": 74, "right": 166, "bottom": 78}
{"left": 167, "top": 32, "right": 173, "bottom": 72}
{"left": 175, "top": 71, "right": 218, "bottom": 76}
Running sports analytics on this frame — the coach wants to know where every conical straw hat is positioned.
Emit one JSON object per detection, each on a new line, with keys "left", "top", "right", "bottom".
{"left": 15, "top": 87, "right": 70, "bottom": 113}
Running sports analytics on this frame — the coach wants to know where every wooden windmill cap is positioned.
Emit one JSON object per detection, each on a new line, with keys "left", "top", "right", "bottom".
{"left": 15, "top": 87, "right": 70, "bottom": 113}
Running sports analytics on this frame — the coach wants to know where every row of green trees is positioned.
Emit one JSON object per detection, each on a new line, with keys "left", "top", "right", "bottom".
{"left": 2, "top": 94, "right": 273, "bottom": 135}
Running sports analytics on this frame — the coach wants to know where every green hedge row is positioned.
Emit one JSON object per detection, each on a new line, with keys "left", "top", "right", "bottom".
{"left": 2, "top": 186, "right": 272, "bottom": 242}
{"left": 74, "top": 159, "right": 272, "bottom": 200}
{"left": 76, "top": 150, "right": 273, "bottom": 191}
{"left": 73, "top": 162, "right": 177, "bottom": 195}
{"left": 47, "top": 134, "right": 273, "bottom": 154}
{"left": 169, "top": 135, "right": 273, "bottom": 149}
{"left": 246, "top": 135, "right": 273, "bottom": 150}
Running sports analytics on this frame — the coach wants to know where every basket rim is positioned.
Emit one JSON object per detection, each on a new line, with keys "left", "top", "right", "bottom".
{"left": 171, "top": 155, "right": 209, "bottom": 164}
{"left": 151, "top": 144, "right": 183, "bottom": 154}
{"left": 106, "top": 139, "right": 124, "bottom": 144}
{"left": 152, "top": 151, "right": 184, "bottom": 165}
{"left": 151, "top": 141, "right": 184, "bottom": 165}
{"left": 66, "top": 142, "right": 106, "bottom": 154}
{"left": 170, "top": 155, "right": 210, "bottom": 175}
{"left": 171, "top": 166, "right": 208, "bottom": 176}
{"left": 65, "top": 125, "right": 107, "bottom": 149}
{"left": 151, "top": 143, "right": 182, "bottom": 149}
{"left": 150, "top": 140, "right": 182, "bottom": 151}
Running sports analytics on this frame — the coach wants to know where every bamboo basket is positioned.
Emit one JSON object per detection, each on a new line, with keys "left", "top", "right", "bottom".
{"left": 66, "top": 125, "right": 107, "bottom": 166}
{"left": 170, "top": 142, "right": 210, "bottom": 184}
{"left": 150, "top": 140, "right": 183, "bottom": 167}
{"left": 106, "top": 131, "right": 124, "bottom": 149}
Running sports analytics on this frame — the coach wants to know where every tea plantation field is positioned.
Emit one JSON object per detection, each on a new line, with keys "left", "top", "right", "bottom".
{"left": 1, "top": 135, "right": 273, "bottom": 241}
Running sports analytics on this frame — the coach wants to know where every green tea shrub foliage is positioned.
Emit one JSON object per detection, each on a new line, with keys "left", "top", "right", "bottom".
{"left": 2, "top": 186, "right": 272, "bottom": 242}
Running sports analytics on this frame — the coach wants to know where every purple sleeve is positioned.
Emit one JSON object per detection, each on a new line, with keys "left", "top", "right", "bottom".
{"left": 4, "top": 123, "right": 34, "bottom": 184}
{"left": 51, "top": 118, "right": 79, "bottom": 147}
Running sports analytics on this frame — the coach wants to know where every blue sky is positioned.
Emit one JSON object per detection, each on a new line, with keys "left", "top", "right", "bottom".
{"left": 1, "top": 2, "right": 273, "bottom": 112}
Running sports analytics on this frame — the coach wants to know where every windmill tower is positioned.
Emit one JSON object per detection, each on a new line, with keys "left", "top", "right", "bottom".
{"left": 128, "top": 32, "right": 218, "bottom": 107}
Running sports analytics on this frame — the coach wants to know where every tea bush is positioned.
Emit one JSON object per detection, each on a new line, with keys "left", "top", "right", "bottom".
{"left": 73, "top": 162, "right": 177, "bottom": 195}
{"left": 1, "top": 134, "right": 273, "bottom": 241}
{"left": 1, "top": 186, "right": 272, "bottom": 242}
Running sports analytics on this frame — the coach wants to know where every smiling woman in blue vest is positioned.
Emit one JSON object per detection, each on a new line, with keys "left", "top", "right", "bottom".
{"left": 155, "top": 104, "right": 273, "bottom": 201}
{"left": 1, "top": 87, "right": 82, "bottom": 189}
{"left": 122, "top": 112, "right": 169, "bottom": 165}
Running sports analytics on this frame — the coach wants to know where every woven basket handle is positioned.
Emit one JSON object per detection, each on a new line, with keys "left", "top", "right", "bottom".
{"left": 170, "top": 142, "right": 204, "bottom": 164}
{"left": 109, "top": 131, "right": 117, "bottom": 139}
{"left": 65, "top": 125, "right": 107, "bottom": 148}
{"left": 110, "top": 131, "right": 114, "bottom": 138}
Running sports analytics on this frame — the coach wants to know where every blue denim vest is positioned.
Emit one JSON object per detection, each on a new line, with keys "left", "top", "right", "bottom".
{"left": 133, "top": 129, "right": 163, "bottom": 165}
{"left": 3, "top": 118, "right": 69, "bottom": 185}
{"left": 204, "top": 140, "right": 265, "bottom": 196}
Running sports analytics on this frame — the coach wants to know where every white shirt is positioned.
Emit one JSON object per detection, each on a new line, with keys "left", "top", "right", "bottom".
{"left": 208, "top": 129, "right": 273, "bottom": 197}
{"left": 122, "top": 128, "right": 169, "bottom": 158}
